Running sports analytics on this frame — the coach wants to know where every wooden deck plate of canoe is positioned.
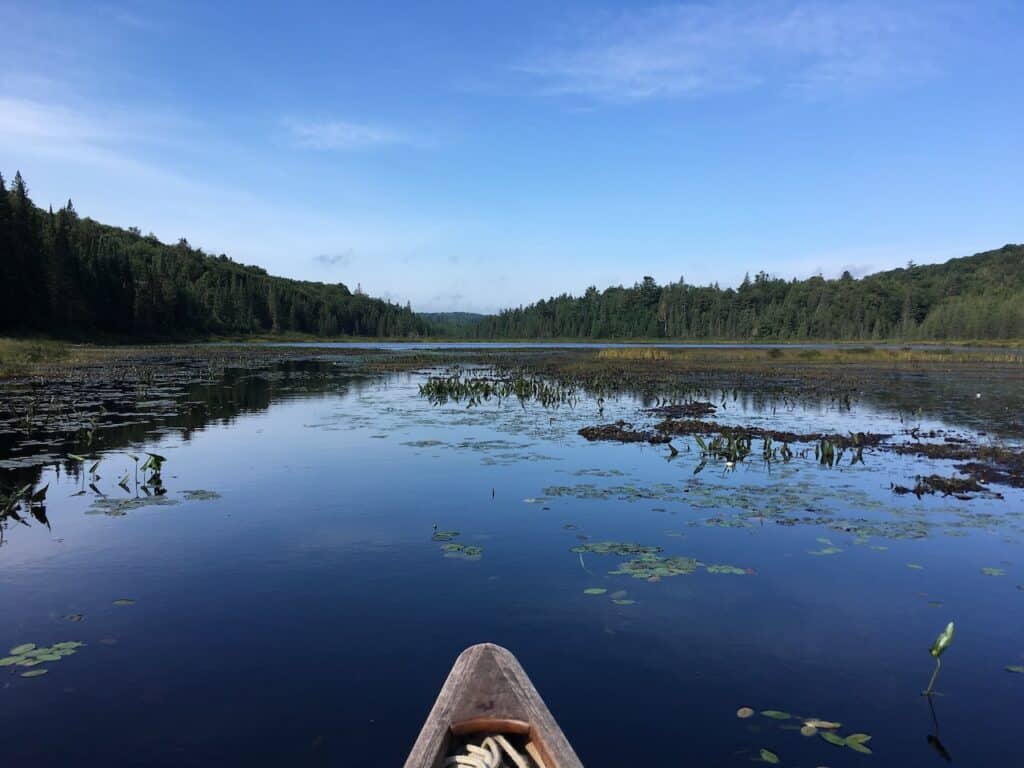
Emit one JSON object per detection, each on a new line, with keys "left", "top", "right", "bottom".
{"left": 404, "top": 643, "right": 583, "bottom": 768}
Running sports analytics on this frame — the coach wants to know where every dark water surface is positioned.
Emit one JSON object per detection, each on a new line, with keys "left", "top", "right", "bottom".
{"left": 2, "top": 353, "right": 1023, "bottom": 767}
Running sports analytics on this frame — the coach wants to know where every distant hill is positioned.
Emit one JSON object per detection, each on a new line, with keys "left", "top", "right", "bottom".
{"left": 0, "top": 171, "right": 425, "bottom": 339}
{"left": 420, "top": 312, "right": 488, "bottom": 336}
{"left": 473, "top": 245, "right": 1024, "bottom": 341}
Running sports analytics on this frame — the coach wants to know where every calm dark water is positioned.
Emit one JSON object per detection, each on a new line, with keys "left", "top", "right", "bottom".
{"left": 2, "top": 355, "right": 1023, "bottom": 767}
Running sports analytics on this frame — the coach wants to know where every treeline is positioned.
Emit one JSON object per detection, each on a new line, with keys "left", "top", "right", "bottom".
{"left": 0, "top": 171, "right": 426, "bottom": 339}
{"left": 473, "top": 246, "right": 1024, "bottom": 341}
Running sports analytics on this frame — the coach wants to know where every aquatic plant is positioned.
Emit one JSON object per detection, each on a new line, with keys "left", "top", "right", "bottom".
{"left": 1, "top": 641, "right": 85, "bottom": 677}
{"left": 924, "top": 621, "right": 955, "bottom": 696}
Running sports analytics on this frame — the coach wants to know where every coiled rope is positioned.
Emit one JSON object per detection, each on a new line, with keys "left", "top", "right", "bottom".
{"left": 444, "top": 733, "right": 541, "bottom": 768}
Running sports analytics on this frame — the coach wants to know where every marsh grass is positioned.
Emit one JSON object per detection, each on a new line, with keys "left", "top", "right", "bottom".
{"left": 0, "top": 339, "right": 69, "bottom": 377}
{"left": 595, "top": 345, "right": 1023, "bottom": 367}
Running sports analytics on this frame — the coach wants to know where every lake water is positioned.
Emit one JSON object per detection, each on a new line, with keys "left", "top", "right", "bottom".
{"left": 2, "top": 351, "right": 1023, "bottom": 766}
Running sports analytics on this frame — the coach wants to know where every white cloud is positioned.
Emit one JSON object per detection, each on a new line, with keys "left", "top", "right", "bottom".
{"left": 283, "top": 118, "right": 414, "bottom": 150}
{"left": 520, "top": 1, "right": 951, "bottom": 101}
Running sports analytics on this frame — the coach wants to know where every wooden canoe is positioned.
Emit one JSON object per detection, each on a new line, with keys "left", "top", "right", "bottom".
{"left": 404, "top": 643, "right": 584, "bottom": 768}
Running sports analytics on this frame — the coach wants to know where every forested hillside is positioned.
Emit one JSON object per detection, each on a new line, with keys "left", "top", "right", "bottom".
{"left": 474, "top": 246, "right": 1024, "bottom": 341}
{"left": 0, "top": 172, "right": 425, "bottom": 339}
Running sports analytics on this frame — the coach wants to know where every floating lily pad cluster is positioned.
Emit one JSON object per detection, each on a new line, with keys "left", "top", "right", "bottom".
{"left": 573, "top": 541, "right": 747, "bottom": 580}
{"left": 181, "top": 489, "right": 221, "bottom": 501}
{"left": 432, "top": 529, "right": 482, "bottom": 560}
{"left": 808, "top": 537, "right": 843, "bottom": 556}
{"left": 571, "top": 541, "right": 662, "bottom": 557}
{"left": 1, "top": 641, "right": 84, "bottom": 677}
{"left": 583, "top": 587, "right": 635, "bottom": 605}
{"left": 739, "top": 707, "right": 874, "bottom": 757}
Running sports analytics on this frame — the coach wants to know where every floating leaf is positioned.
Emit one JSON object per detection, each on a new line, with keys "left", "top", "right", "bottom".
{"left": 181, "top": 490, "right": 221, "bottom": 501}
{"left": 800, "top": 725, "right": 818, "bottom": 737}
{"left": 36, "top": 653, "right": 62, "bottom": 662}
{"left": 906, "top": 563, "right": 925, "bottom": 570}
{"left": 432, "top": 530, "right": 460, "bottom": 542}
{"left": 612, "top": 599, "right": 636, "bottom": 605}
{"left": 761, "top": 710, "right": 792, "bottom": 720}
{"left": 65, "top": 613, "right": 84, "bottom": 622}
{"left": 759, "top": 748, "right": 780, "bottom": 764}
{"left": 808, "top": 546, "right": 842, "bottom": 556}
{"left": 821, "top": 732, "right": 847, "bottom": 747}
{"left": 706, "top": 564, "right": 746, "bottom": 574}
{"left": 583, "top": 588, "right": 607, "bottom": 595}
{"left": 20, "top": 669, "right": 48, "bottom": 678}
{"left": 1006, "top": 666, "right": 1024, "bottom": 674}
{"left": 736, "top": 707, "right": 754, "bottom": 719}
{"left": 847, "top": 742, "right": 873, "bottom": 755}
{"left": 0, "top": 656, "right": 23, "bottom": 666}
{"left": 609, "top": 590, "right": 628, "bottom": 600}
{"left": 803, "top": 719, "right": 841, "bottom": 730}
{"left": 981, "top": 567, "right": 1006, "bottom": 576}
{"left": 112, "top": 599, "right": 135, "bottom": 606}
{"left": 9, "top": 644, "right": 35, "bottom": 655}
{"left": 846, "top": 733, "right": 872, "bottom": 745}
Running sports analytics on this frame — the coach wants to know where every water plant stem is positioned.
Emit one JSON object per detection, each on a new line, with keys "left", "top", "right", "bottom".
{"left": 924, "top": 656, "right": 942, "bottom": 696}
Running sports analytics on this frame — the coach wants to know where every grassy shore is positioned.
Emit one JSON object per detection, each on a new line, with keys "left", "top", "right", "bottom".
{"left": 2, "top": 335, "right": 1022, "bottom": 381}
{"left": 0, "top": 338, "right": 70, "bottom": 377}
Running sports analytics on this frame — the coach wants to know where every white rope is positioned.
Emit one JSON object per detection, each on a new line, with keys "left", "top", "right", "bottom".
{"left": 444, "top": 734, "right": 537, "bottom": 768}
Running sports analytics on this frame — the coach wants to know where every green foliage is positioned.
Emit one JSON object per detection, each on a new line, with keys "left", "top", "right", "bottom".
{"left": 472, "top": 252, "right": 1024, "bottom": 340}
{"left": 0, "top": 171, "right": 426, "bottom": 339}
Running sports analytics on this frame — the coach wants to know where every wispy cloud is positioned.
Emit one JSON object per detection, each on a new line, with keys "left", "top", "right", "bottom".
{"left": 313, "top": 251, "right": 354, "bottom": 267}
{"left": 283, "top": 118, "right": 414, "bottom": 150}
{"left": 520, "top": 1, "right": 951, "bottom": 101}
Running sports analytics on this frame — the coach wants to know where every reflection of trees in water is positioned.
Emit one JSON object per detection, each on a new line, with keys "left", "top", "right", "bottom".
{"left": 0, "top": 360, "right": 383, "bottom": 546}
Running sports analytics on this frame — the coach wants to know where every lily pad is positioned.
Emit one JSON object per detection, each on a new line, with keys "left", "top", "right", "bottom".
{"left": 609, "top": 553, "right": 698, "bottom": 579}
{"left": 981, "top": 567, "right": 1006, "bottom": 576}
{"left": 820, "top": 731, "right": 847, "bottom": 747}
{"left": 20, "top": 669, "right": 48, "bottom": 678}
{"left": 612, "top": 599, "right": 636, "bottom": 605}
{"left": 432, "top": 530, "right": 460, "bottom": 542}
{"left": 736, "top": 707, "right": 755, "bottom": 719}
{"left": 583, "top": 588, "right": 607, "bottom": 595}
{"left": 112, "top": 599, "right": 136, "bottom": 606}
{"left": 845, "top": 734, "right": 873, "bottom": 754}
{"left": 808, "top": 546, "right": 842, "bottom": 556}
{"left": 761, "top": 710, "right": 792, "bottom": 720}
{"left": 1007, "top": 665, "right": 1024, "bottom": 673}
{"left": 0, "top": 656, "right": 23, "bottom": 666}
{"left": 9, "top": 644, "right": 36, "bottom": 655}
{"left": 181, "top": 490, "right": 221, "bottom": 501}
{"left": 706, "top": 564, "right": 746, "bottom": 574}
{"left": 906, "top": 563, "right": 925, "bottom": 570}
{"left": 759, "top": 748, "right": 780, "bottom": 764}
{"left": 800, "top": 725, "right": 817, "bottom": 737}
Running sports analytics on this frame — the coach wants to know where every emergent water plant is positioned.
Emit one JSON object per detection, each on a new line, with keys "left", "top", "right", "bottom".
{"left": 924, "top": 621, "right": 955, "bottom": 696}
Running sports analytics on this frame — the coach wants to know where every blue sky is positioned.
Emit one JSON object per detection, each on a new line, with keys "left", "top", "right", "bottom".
{"left": 1, "top": 1, "right": 1021, "bottom": 313}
